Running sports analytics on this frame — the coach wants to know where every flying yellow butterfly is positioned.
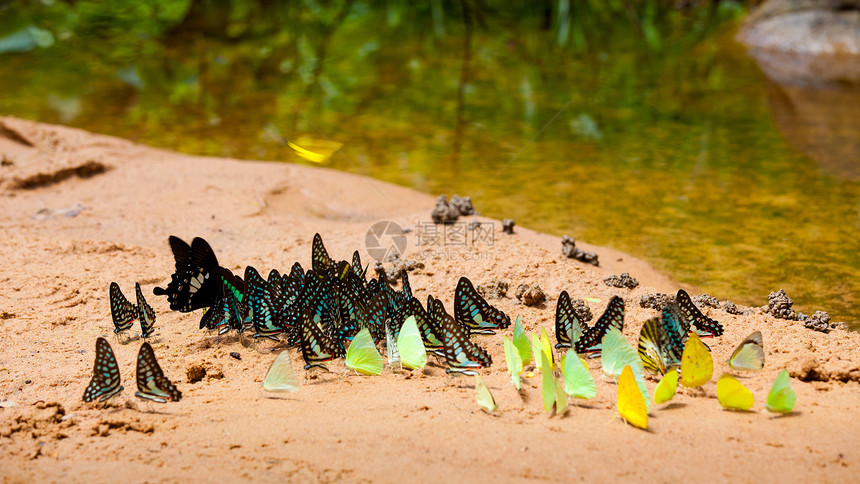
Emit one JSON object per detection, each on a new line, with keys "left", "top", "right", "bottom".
{"left": 287, "top": 137, "right": 344, "bottom": 164}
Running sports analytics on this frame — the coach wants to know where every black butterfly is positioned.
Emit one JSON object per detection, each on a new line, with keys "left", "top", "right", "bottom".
{"left": 407, "top": 297, "right": 445, "bottom": 358}
{"left": 454, "top": 277, "right": 511, "bottom": 335}
{"left": 83, "top": 337, "right": 123, "bottom": 402}
{"left": 135, "top": 283, "right": 156, "bottom": 339}
{"left": 575, "top": 296, "right": 624, "bottom": 354}
{"left": 676, "top": 289, "right": 724, "bottom": 337}
{"left": 434, "top": 298, "right": 492, "bottom": 375}
{"left": 153, "top": 236, "right": 224, "bottom": 312}
{"left": 312, "top": 233, "right": 333, "bottom": 273}
{"left": 135, "top": 342, "right": 182, "bottom": 403}
{"left": 299, "top": 308, "right": 344, "bottom": 370}
{"left": 109, "top": 282, "right": 137, "bottom": 334}
{"left": 554, "top": 290, "right": 588, "bottom": 349}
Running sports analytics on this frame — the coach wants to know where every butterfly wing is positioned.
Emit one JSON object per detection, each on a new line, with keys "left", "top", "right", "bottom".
{"left": 299, "top": 308, "right": 343, "bottom": 370}
{"left": 503, "top": 336, "right": 523, "bottom": 390}
{"left": 135, "top": 283, "right": 156, "bottom": 338}
{"left": 676, "top": 289, "right": 724, "bottom": 337}
{"left": 653, "top": 368, "right": 679, "bottom": 404}
{"left": 638, "top": 317, "right": 675, "bottom": 374}
{"left": 109, "top": 282, "right": 137, "bottom": 333}
{"left": 135, "top": 342, "right": 181, "bottom": 403}
{"left": 679, "top": 332, "right": 713, "bottom": 388}
{"left": 765, "top": 369, "right": 796, "bottom": 414}
{"left": 555, "top": 291, "right": 575, "bottom": 348}
{"left": 474, "top": 375, "right": 498, "bottom": 413}
{"left": 562, "top": 350, "right": 596, "bottom": 400}
{"left": 717, "top": 373, "right": 754, "bottom": 410}
{"left": 246, "top": 266, "right": 283, "bottom": 340}
{"left": 262, "top": 351, "right": 300, "bottom": 392}
{"left": 454, "top": 277, "right": 511, "bottom": 335}
{"left": 617, "top": 365, "right": 648, "bottom": 429}
{"left": 345, "top": 327, "right": 384, "bottom": 376}
{"left": 407, "top": 297, "right": 445, "bottom": 357}
{"left": 397, "top": 315, "right": 427, "bottom": 370}
{"left": 436, "top": 299, "right": 492, "bottom": 375}
{"left": 312, "top": 233, "right": 333, "bottom": 273}
{"left": 512, "top": 316, "right": 532, "bottom": 367}
{"left": 576, "top": 296, "right": 624, "bottom": 354}
{"left": 728, "top": 331, "right": 764, "bottom": 371}
{"left": 83, "top": 337, "right": 123, "bottom": 402}
{"left": 602, "top": 328, "right": 651, "bottom": 411}
{"left": 540, "top": 352, "right": 556, "bottom": 413}
{"left": 153, "top": 236, "right": 224, "bottom": 312}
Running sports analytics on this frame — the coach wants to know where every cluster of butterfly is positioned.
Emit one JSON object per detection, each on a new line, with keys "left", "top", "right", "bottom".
{"left": 475, "top": 289, "right": 795, "bottom": 428}
{"left": 82, "top": 338, "right": 181, "bottom": 404}
{"left": 137, "top": 234, "right": 511, "bottom": 375}
{"left": 108, "top": 282, "right": 156, "bottom": 339}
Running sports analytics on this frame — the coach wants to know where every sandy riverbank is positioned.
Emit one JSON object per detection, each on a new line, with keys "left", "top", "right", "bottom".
{"left": 0, "top": 116, "right": 858, "bottom": 482}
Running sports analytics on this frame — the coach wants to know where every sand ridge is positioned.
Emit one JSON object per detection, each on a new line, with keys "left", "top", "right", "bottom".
{"left": 0, "top": 117, "right": 858, "bottom": 482}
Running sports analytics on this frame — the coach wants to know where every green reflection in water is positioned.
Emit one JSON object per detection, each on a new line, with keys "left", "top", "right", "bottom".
{"left": 0, "top": 1, "right": 857, "bottom": 328}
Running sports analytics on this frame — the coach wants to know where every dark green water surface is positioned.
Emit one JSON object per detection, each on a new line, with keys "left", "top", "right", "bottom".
{"left": 1, "top": 2, "right": 857, "bottom": 327}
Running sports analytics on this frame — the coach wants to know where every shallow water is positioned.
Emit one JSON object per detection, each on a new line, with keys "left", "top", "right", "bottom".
{"left": 1, "top": 3, "right": 857, "bottom": 328}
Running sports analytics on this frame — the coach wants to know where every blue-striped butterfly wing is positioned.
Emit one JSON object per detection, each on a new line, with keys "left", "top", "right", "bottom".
{"left": 135, "top": 342, "right": 181, "bottom": 403}
{"left": 435, "top": 298, "right": 492, "bottom": 375}
{"left": 83, "top": 337, "right": 123, "bottom": 402}
{"left": 676, "top": 289, "right": 724, "bottom": 337}
{"left": 351, "top": 250, "right": 367, "bottom": 280}
{"left": 555, "top": 290, "right": 587, "bottom": 349}
{"left": 135, "top": 283, "right": 156, "bottom": 339}
{"left": 299, "top": 308, "right": 344, "bottom": 370}
{"left": 109, "top": 282, "right": 137, "bottom": 334}
{"left": 401, "top": 270, "right": 413, "bottom": 300}
{"left": 407, "top": 296, "right": 445, "bottom": 357}
{"left": 199, "top": 296, "right": 234, "bottom": 335}
{"left": 246, "top": 266, "right": 283, "bottom": 340}
{"left": 360, "top": 292, "right": 388, "bottom": 346}
{"left": 454, "top": 277, "right": 511, "bottom": 335}
{"left": 312, "top": 233, "right": 333, "bottom": 273}
{"left": 575, "top": 295, "right": 624, "bottom": 354}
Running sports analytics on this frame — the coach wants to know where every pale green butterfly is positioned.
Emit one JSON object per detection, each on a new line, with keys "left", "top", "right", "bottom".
{"left": 601, "top": 328, "right": 651, "bottom": 411}
{"left": 262, "top": 351, "right": 300, "bottom": 393}
{"left": 474, "top": 374, "right": 498, "bottom": 413}
{"left": 765, "top": 369, "right": 796, "bottom": 414}
{"left": 346, "top": 328, "right": 383, "bottom": 376}
{"left": 540, "top": 352, "right": 567, "bottom": 415}
{"left": 728, "top": 331, "right": 764, "bottom": 371}
{"left": 512, "top": 316, "right": 532, "bottom": 367}
{"left": 562, "top": 350, "right": 596, "bottom": 400}
{"left": 397, "top": 316, "right": 427, "bottom": 370}
{"left": 503, "top": 336, "right": 523, "bottom": 390}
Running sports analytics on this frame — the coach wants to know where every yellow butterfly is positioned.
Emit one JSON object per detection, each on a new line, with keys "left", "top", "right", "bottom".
{"left": 287, "top": 137, "right": 343, "bottom": 164}
{"left": 728, "top": 331, "right": 764, "bottom": 371}
{"left": 653, "top": 368, "right": 678, "bottom": 404}
{"left": 617, "top": 365, "right": 647, "bottom": 430}
{"left": 716, "top": 373, "right": 754, "bottom": 411}
{"left": 680, "top": 332, "right": 713, "bottom": 388}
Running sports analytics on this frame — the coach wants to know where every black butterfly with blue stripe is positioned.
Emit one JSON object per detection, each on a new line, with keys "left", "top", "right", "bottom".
{"left": 675, "top": 289, "right": 724, "bottom": 337}
{"left": 83, "top": 337, "right": 123, "bottom": 403}
{"left": 135, "top": 342, "right": 182, "bottom": 403}
{"left": 554, "top": 290, "right": 589, "bottom": 349}
{"left": 433, "top": 298, "right": 492, "bottom": 375}
{"left": 575, "top": 295, "right": 624, "bottom": 354}
{"left": 109, "top": 282, "right": 137, "bottom": 335}
{"left": 454, "top": 276, "right": 511, "bottom": 335}
{"left": 299, "top": 308, "right": 344, "bottom": 370}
